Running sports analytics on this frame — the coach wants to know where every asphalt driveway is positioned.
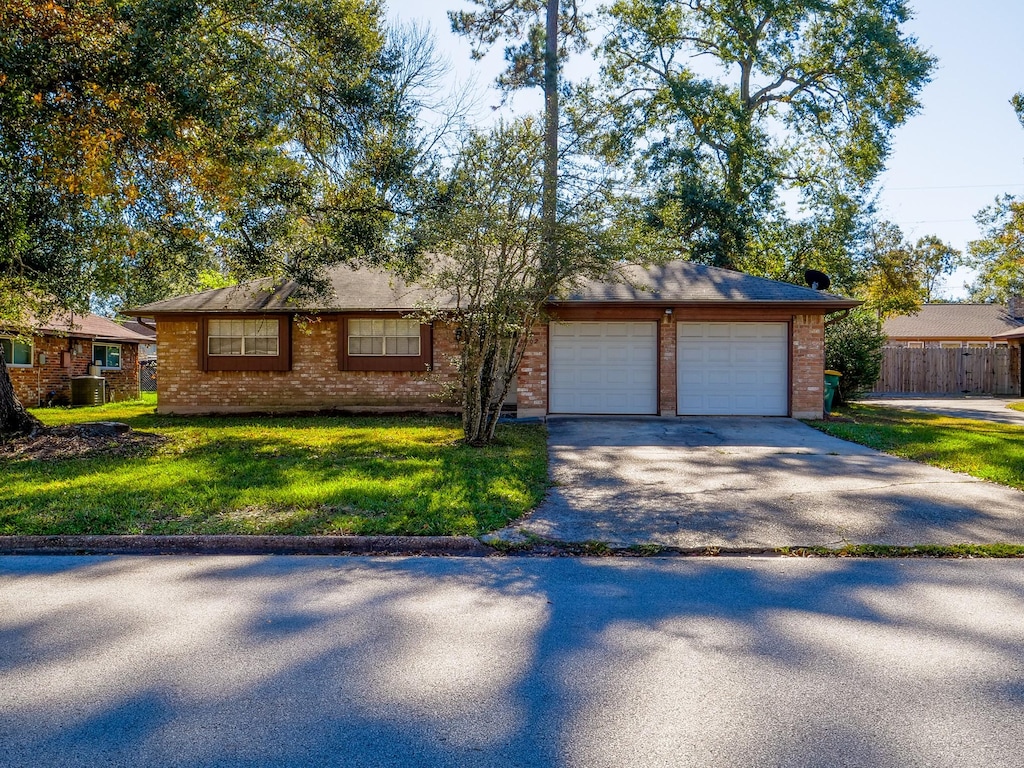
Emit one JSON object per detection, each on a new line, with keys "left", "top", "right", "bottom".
{"left": 866, "top": 395, "right": 1024, "bottom": 425}
{"left": 493, "top": 417, "right": 1024, "bottom": 549}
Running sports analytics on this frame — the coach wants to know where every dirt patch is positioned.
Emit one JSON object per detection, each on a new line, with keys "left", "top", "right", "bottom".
{"left": 0, "top": 424, "right": 167, "bottom": 461}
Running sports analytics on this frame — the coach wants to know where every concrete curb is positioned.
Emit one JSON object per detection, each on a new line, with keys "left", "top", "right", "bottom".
{"left": 0, "top": 535, "right": 491, "bottom": 557}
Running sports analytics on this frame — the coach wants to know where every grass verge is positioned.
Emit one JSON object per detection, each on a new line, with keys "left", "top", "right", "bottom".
{"left": 806, "top": 403, "right": 1024, "bottom": 491}
{"left": 3, "top": 397, "right": 548, "bottom": 536}
{"left": 1009, "top": 402, "right": 1024, "bottom": 413}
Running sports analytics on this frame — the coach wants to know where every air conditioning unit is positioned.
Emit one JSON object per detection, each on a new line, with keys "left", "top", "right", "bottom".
{"left": 71, "top": 376, "right": 106, "bottom": 406}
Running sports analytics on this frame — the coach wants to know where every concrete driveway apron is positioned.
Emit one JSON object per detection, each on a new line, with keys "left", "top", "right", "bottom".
{"left": 493, "top": 417, "right": 1024, "bottom": 549}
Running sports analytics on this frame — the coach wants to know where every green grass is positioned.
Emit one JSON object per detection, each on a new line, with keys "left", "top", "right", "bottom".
{"left": 807, "top": 403, "right": 1024, "bottom": 490}
{"left": 1009, "top": 402, "right": 1024, "bottom": 413}
{"left": 2, "top": 397, "right": 548, "bottom": 536}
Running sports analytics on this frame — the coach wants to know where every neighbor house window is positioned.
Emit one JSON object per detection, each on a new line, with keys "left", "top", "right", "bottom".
{"left": 906, "top": 342, "right": 924, "bottom": 348}
{"left": 348, "top": 319, "right": 421, "bottom": 357}
{"left": 93, "top": 343, "right": 121, "bottom": 369}
{"left": 1, "top": 337, "right": 33, "bottom": 367}
{"left": 966, "top": 342, "right": 990, "bottom": 349}
{"left": 939, "top": 342, "right": 962, "bottom": 349}
{"left": 207, "top": 319, "right": 280, "bottom": 356}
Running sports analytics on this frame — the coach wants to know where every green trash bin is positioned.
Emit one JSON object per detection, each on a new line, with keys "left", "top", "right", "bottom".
{"left": 824, "top": 370, "right": 842, "bottom": 414}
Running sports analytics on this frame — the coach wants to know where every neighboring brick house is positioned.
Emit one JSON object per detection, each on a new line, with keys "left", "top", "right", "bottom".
{"left": 134, "top": 261, "right": 858, "bottom": 419}
{"left": 882, "top": 298, "right": 1024, "bottom": 348}
{"left": 120, "top": 318, "right": 157, "bottom": 360}
{"left": 1, "top": 313, "right": 151, "bottom": 406}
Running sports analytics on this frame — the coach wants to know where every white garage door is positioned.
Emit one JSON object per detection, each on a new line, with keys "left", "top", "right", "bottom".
{"left": 677, "top": 322, "right": 788, "bottom": 415}
{"left": 549, "top": 322, "right": 658, "bottom": 414}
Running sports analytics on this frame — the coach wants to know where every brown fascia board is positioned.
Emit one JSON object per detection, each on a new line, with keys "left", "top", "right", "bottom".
{"left": 138, "top": 308, "right": 426, "bottom": 319}
{"left": 546, "top": 299, "right": 861, "bottom": 313}
{"left": 141, "top": 299, "right": 862, "bottom": 318}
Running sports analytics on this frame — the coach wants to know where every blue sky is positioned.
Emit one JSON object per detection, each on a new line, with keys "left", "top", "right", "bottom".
{"left": 388, "top": 0, "right": 1024, "bottom": 299}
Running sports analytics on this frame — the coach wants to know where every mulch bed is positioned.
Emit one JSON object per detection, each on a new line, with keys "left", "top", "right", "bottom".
{"left": 0, "top": 423, "right": 167, "bottom": 461}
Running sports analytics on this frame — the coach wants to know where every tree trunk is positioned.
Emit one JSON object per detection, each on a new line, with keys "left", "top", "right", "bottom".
{"left": 542, "top": 0, "right": 559, "bottom": 273}
{"left": 0, "top": 346, "right": 42, "bottom": 438}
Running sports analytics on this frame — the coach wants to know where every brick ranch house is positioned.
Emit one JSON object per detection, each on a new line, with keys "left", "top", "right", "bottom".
{"left": 133, "top": 261, "right": 860, "bottom": 420}
{"left": 882, "top": 297, "right": 1024, "bottom": 348}
{"left": 2, "top": 313, "right": 152, "bottom": 406}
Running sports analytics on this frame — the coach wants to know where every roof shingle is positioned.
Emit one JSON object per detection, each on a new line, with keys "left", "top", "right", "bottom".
{"left": 883, "top": 304, "right": 1024, "bottom": 340}
{"left": 132, "top": 261, "right": 859, "bottom": 315}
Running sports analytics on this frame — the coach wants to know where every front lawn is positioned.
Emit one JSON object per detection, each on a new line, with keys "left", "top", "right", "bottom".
{"left": 1009, "top": 402, "right": 1024, "bottom": 413}
{"left": 807, "top": 403, "right": 1024, "bottom": 491}
{"left": 2, "top": 398, "right": 548, "bottom": 536}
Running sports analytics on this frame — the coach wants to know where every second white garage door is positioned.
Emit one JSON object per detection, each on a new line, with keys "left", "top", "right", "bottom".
{"left": 549, "top": 322, "right": 658, "bottom": 414}
{"left": 677, "top": 322, "right": 788, "bottom": 415}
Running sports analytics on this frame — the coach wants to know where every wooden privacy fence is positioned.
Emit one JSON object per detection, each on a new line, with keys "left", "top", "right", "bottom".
{"left": 873, "top": 346, "right": 1022, "bottom": 396}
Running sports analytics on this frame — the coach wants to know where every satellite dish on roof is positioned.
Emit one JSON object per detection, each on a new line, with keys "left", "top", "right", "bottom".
{"left": 804, "top": 269, "right": 831, "bottom": 291}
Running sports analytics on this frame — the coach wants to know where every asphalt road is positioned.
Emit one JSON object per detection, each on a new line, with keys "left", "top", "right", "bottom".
{"left": 3, "top": 555, "right": 1024, "bottom": 767}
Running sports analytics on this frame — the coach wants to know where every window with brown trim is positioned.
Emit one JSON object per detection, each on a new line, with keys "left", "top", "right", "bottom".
{"left": 208, "top": 318, "right": 280, "bottom": 356}
{"left": 200, "top": 316, "right": 291, "bottom": 372}
{"left": 338, "top": 317, "right": 432, "bottom": 372}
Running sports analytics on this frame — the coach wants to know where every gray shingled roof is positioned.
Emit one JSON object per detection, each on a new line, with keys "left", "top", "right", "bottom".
{"left": 559, "top": 261, "right": 857, "bottom": 305}
{"left": 883, "top": 304, "right": 1024, "bottom": 340}
{"left": 131, "top": 267, "right": 447, "bottom": 314}
{"left": 132, "top": 261, "right": 859, "bottom": 314}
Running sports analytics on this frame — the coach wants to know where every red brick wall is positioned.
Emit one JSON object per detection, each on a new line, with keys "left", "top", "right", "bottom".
{"left": 155, "top": 310, "right": 830, "bottom": 418}
{"left": 791, "top": 314, "right": 825, "bottom": 419}
{"left": 516, "top": 323, "right": 548, "bottom": 417}
{"left": 156, "top": 317, "right": 461, "bottom": 414}
{"left": 6, "top": 336, "right": 139, "bottom": 406}
{"left": 658, "top": 317, "right": 676, "bottom": 415}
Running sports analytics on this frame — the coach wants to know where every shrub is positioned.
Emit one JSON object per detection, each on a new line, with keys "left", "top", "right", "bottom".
{"left": 825, "top": 309, "right": 886, "bottom": 402}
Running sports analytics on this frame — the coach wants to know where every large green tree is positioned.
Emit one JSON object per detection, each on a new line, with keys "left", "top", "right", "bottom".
{"left": 449, "top": 0, "right": 589, "bottom": 274}
{"left": 967, "top": 195, "right": 1024, "bottom": 302}
{"left": 0, "top": 0, "right": 425, "bottom": 435}
{"left": 598, "top": 0, "right": 935, "bottom": 273}
{"left": 414, "top": 118, "right": 621, "bottom": 445}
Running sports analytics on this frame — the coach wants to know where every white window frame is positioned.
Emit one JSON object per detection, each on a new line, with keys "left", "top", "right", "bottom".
{"left": 939, "top": 341, "right": 963, "bottom": 349}
{"left": 906, "top": 341, "right": 925, "bottom": 348}
{"left": 207, "top": 318, "right": 280, "bottom": 357}
{"left": 0, "top": 336, "right": 33, "bottom": 368}
{"left": 93, "top": 343, "right": 122, "bottom": 370}
{"left": 347, "top": 318, "right": 421, "bottom": 357}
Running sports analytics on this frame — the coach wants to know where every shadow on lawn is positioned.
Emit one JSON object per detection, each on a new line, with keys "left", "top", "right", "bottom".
{"left": 2, "top": 556, "right": 1023, "bottom": 767}
{"left": 2, "top": 423, "right": 547, "bottom": 536}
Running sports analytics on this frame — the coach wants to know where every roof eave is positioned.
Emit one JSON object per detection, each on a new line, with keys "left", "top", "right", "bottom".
{"left": 549, "top": 299, "right": 862, "bottom": 312}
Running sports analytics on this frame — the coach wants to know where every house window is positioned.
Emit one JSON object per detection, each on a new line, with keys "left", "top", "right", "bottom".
{"left": 208, "top": 319, "right": 280, "bottom": 356}
{"left": 348, "top": 319, "right": 421, "bottom": 357}
{"left": 995, "top": 341, "right": 1009, "bottom": 347}
{"left": 93, "top": 343, "right": 121, "bottom": 369}
{"left": 906, "top": 342, "right": 924, "bottom": 348}
{"left": 966, "top": 342, "right": 990, "bottom": 349}
{"left": 939, "top": 342, "right": 962, "bottom": 349}
{"left": 1, "top": 337, "right": 33, "bottom": 367}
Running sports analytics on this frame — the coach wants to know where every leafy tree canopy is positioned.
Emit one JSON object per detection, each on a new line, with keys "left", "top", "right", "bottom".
{"left": 412, "top": 116, "right": 623, "bottom": 444}
{"left": 967, "top": 195, "right": 1024, "bottom": 302}
{"left": 0, "top": 0, "right": 426, "bottom": 320}
{"left": 596, "top": 0, "right": 935, "bottom": 274}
